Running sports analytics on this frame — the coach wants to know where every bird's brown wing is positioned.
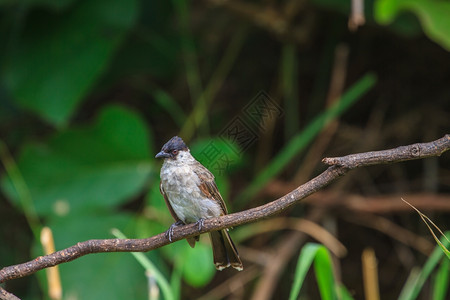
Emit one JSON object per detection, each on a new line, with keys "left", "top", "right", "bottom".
{"left": 160, "top": 182, "right": 182, "bottom": 222}
{"left": 192, "top": 161, "right": 243, "bottom": 270}
{"left": 192, "top": 161, "right": 228, "bottom": 215}
{"left": 160, "top": 182, "right": 198, "bottom": 248}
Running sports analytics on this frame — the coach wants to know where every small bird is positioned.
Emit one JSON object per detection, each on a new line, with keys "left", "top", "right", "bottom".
{"left": 155, "top": 136, "right": 243, "bottom": 271}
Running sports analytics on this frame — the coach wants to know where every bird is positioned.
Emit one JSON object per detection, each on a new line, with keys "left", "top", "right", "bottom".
{"left": 155, "top": 136, "right": 243, "bottom": 271}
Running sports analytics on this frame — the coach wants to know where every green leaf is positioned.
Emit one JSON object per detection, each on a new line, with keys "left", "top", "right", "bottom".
{"left": 1, "top": 105, "right": 152, "bottom": 217}
{"left": 375, "top": 0, "right": 450, "bottom": 51}
{"left": 177, "top": 240, "right": 215, "bottom": 287}
{"left": 314, "top": 247, "right": 337, "bottom": 300}
{"left": 289, "top": 243, "right": 339, "bottom": 300}
{"left": 111, "top": 229, "right": 175, "bottom": 300}
{"left": 1, "top": 0, "right": 138, "bottom": 126}
{"left": 399, "top": 232, "right": 450, "bottom": 300}
{"left": 160, "top": 236, "right": 215, "bottom": 287}
{"left": 432, "top": 258, "right": 449, "bottom": 300}
{"left": 337, "top": 285, "right": 355, "bottom": 300}
{"left": 36, "top": 213, "right": 146, "bottom": 300}
{"left": 289, "top": 243, "right": 321, "bottom": 300}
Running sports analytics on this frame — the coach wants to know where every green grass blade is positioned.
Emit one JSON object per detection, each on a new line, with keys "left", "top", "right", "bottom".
{"left": 399, "top": 267, "right": 421, "bottom": 300}
{"left": 289, "top": 243, "right": 322, "bottom": 300}
{"left": 337, "top": 285, "right": 355, "bottom": 300}
{"left": 111, "top": 229, "right": 175, "bottom": 300}
{"left": 289, "top": 243, "right": 339, "bottom": 300}
{"left": 236, "top": 73, "right": 377, "bottom": 203}
{"left": 399, "top": 231, "right": 450, "bottom": 300}
{"left": 0, "top": 140, "right": 41, "bottom": 238}
{"left": 180, "top": 26, "right": 247, "bottom": 140}
{"left": 314, "top": 247, "right": 337, "bottom": 300}
{"left": 432, "top": 258, "right": 449, "bottom": 300}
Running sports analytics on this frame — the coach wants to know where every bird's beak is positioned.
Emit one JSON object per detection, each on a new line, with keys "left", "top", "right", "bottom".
{"left": 155, "top": 151, "right": 170, "bottom": 159}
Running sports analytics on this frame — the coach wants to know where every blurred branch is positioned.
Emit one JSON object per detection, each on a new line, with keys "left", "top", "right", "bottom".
{"left": 0, "top": 135, "right": 449, "bottom": 299}
{"left": 263, "top": 188, "right": 450, "bottom": 213}
{"left": 348, "top": 0, "right": 365, "bottom": 31}
{"left": 344, "top": 213, "right": 434, "bottom": 255}
{"left": 294, "top": 43, "right": 349, "bottom": 184}
{"left": 204, "top": 0, "right": 310, "bottom": 43}
{"left": 0, "top": 288, "right": 19, "bottom": 300}
{"left": 179, "top": 26, "right": 248, "bottom": 140}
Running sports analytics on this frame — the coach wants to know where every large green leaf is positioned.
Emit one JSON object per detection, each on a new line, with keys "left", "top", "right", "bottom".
{"left": 1, "top": 0, "right": 138, "bottom": 126}
{"left": 1, "top": 105, "right": 153, "bottom": 217}
{"left": 36, "top": 213, "right": 147, "bottom": 300}
{"left": 178, "top": 240, "right": 215, "bottom": 287}
{"left": 375, "top": 0, "right": 450, "bottom": 51}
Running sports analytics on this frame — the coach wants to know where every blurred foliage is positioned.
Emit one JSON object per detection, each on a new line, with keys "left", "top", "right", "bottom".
{"left": 1, "top": 0, "right": 138, "bottom": 126}
{"left": 112, "top": 229, "right": 176, "bottom": 300}
{"left": 38, "top": 213, "right": 146, "bottom": 299}
{"left": 2, "top": 105, "right": 153, "bottom": 217}
{"left": 0, "top": 0, "right": 449, "bottom": 299}
{"left": 289, "top": 243, "right": 354, "bottom": 300}
{"left": 237, "top": 73, "right": 376, "bottom": 203}
{"left": 375, "top": 0, "right": 450, "bottom": 51}
{"left": 398, "top": 232, "right": 450, "bottom": 300}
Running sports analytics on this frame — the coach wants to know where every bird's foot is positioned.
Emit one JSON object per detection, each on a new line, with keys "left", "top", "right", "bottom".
{"left": 195, "top": 218, "right": 205, "bottom": 232}
{"left": 165, "top": 220, "right": 184, "bottom": 242}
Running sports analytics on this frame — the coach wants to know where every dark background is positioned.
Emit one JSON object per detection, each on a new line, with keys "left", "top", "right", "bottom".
{"left": 0, "top": 0, "right": 449, "bottom": 299}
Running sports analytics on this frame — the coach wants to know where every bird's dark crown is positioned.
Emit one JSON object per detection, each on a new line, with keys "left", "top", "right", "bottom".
{"left": 155, "top": 136, "right": 189, "bottom": 159}
{"left": 161, "top": 136, "right": 188, "bottom": 153}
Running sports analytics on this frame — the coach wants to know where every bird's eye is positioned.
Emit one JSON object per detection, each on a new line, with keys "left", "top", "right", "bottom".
{"left": 172, "top": 150, "right": 178, "bottom": 155}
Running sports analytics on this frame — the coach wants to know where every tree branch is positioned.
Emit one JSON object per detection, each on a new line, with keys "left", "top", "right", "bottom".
{"left": 0, "top": 287, "right": 19, "bottom": 300}
{"left": 1, "top": 135, "right": 449, "bottom": 297}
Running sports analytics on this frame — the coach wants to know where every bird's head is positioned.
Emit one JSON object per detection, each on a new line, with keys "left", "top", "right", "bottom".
{"left": 155, "top": 136, "right": 189, "bottom": 160}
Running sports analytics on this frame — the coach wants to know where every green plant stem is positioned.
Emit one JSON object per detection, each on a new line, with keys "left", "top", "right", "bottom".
{"left": 180, "top": 27, "right": 248, "bottom": 141}
{"left": 111, "top": 228, "right": 175, "bottom": 300}
{"left": 0, "top": 140, "right": 41, "bottom": 238}
{"left": 433, "top": 258, "right": 449, "bottom": 300}
{"left": 398, "top": 232, "right": 450, "bottom": 300}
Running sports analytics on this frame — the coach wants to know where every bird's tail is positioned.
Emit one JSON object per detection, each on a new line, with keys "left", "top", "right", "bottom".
{"left": 209, "top": 230, "right": 243, "bottom": 271}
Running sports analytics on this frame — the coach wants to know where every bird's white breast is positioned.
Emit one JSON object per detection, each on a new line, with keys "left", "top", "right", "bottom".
{"left": 160, "top": 152, "right": 222, "bottom": 223}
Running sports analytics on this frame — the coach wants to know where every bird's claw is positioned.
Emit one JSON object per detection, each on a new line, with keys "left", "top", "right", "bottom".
{"left": 196, "top": 218, "right": 205, "bottom": 231}
{"left": 165, "top": 221, "right": 184, "bottom": 242}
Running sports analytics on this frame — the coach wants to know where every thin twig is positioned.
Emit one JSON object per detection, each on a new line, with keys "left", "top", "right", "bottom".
{"left": 0, "top": 135, "right": 449, "bottom": 298}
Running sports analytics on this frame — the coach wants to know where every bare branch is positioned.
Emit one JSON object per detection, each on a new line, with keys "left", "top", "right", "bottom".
{"left": 322, "top": 134, "right": 449, "bottom": 168}
{"left": 0, "top": 135, "right": 449, "bottom": 298}
{"left": 0, "top": 288, "right": 19, "bottom": 300}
